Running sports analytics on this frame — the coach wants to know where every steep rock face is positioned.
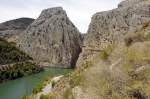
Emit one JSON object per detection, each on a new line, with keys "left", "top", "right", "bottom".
{"left": 85, "top": 0, "right": 149, "bottom": 48}
{"left": 18, "top": 7, "right": 82, "bottom": 68}
{"left": 118, "top": 0, "right": 146, "bottom": 7}
{"left": 76, "top": 0, "right": 150, "bottom": 67}
{"left": 0, "top": 18, "right": 34, "bottom": 43}
{"left": 51, "top": 1, "right": 150, "bottom": 99}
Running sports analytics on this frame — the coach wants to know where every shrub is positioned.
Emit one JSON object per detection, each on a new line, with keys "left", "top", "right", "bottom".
{"left": 40, "top": 94, "right": 51, "bottom": 99}
{"left": 51, "top": 80, "right": 56, "bottom": 88}
{"left": 124, "top": 20, "right": 150, "bottom": 46}
{"left": 40, "top": 92, "right": 54, "bottom": 99}
{"left": 63, "top": 88, "right": 74, "bottom": 99}
{"left": 124, "top": 33, "right": 143, "bottom": 46}
{"left": 32, "top": 82, "right": 45, "bottom": 94}
{"left": 142, "top": 20, "right": 150, "bottom": 29}
{"left": 69, "top": 72, "right": 82, "bottom": 88}
{"left": 0, "top": 37, "right": 32, "bottom": 65}
{"left": 32, "top": 76, "right": 52, "bottom": 94}
{"left": 0, "top": 62, "right": 41, "bottom": 82}
{"left": 98, "top": 44, "right": 115, "bottom": 60}
{"left": 20, "top": 95, "right": 32, "bottom": 99}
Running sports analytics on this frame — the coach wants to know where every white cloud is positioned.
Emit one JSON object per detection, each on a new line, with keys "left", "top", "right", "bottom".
{"left": 0, "top": 0, "right": 121, "bottom": 33}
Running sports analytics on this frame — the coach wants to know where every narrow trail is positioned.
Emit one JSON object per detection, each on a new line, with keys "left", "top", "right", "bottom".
{"left": 35, "top": 75, "right": 63, "bottom": 99}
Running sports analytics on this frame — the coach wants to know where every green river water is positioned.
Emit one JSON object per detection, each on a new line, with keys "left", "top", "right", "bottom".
{"left": 0, "top": 68, "right": 72, "bottom": 99}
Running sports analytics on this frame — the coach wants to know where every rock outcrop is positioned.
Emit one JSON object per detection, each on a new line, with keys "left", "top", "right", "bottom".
{"left": 18, "top": 7, "right": 82, "bottom": 68}
{"left": 76, "top": 0, "right": 150, "bottom": 67}
{"left": 0, "top": 18, "right": 34, "bottom": 43}
{"left": 85, "top": 0, "right": 149, "bottom": 48}
{"left": 49, "top": 1, "right": 150, "bottom": 99}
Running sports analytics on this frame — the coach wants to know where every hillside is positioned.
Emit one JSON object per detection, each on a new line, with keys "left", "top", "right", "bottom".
{"left": 0, "top": 18, "right": 34, "bottom": 43}
{"left": 0, "top": 38, "right": 41, "bottom": 83}
{"left": 0, "top": 38, "right": 32, "bottom": 64}
{"left": 46, "top": 21, "right": 150, "bottom": 99}
{"left": 33, "top": 0, "right": 150, "bottom": 99}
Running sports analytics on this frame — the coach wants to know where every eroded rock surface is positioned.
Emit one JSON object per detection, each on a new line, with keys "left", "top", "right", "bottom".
{"left": 18, "top": 7, "right": 82, "bottom": 68}
{"left": 76, "top": 0, "right": 150, "bottom": 67}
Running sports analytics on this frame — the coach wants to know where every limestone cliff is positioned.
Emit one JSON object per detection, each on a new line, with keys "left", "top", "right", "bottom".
{"left": 76, "top": 0, "right": 150, "bottom": 68}
{"left": 25, "top": 0, "right": 150, "bottom": 99}
{"left": 85, "top": 0, "right": 149, "bottom": 48}
{"left": 46, "top": 0, "right": 150, "bottom": 99}
{"left": 18, "top": 7, "right": 82, "bottom": 68}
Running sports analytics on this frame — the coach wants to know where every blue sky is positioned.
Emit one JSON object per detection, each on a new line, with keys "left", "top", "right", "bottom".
{"left": 0, "top": 0, "right": 121, "bottom": 33}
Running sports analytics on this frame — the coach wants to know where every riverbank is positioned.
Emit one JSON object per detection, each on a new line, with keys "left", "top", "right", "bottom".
{"left": 35, "top": 75, "right": 63, "bottom": 99}
{"left": 0, "top": 61, "right": 42, "bottom": 83}
{"left": 0, "top": 68, "right": 72, "bottom": 99}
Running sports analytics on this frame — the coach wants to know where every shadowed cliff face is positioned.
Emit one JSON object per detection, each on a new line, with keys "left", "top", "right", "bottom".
{"left": 18, "top": 7, "right": 82, "bottom": 68}
{"left": 0, "top": 18, "right": 34, "bottom": 43}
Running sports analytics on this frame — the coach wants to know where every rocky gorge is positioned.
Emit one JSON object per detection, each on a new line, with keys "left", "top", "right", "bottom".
{"left": 43, "top": 0, "right": 150, "bottom": 99}
{"left": 0, "top": 0, "right": 150, "bottom": 99}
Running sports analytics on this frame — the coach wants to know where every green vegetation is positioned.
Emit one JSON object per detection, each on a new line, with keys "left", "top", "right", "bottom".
{"left": 77, "top": 60, "right": 92, "bottom": 72}
{"left": 69, "top": 72, "right": 82, "bottom": 88}
{"left": 0, "top": 38, "right": 32, "bottom": 65}
{"left": 122, "top": 44, "right": 150, "bottom": 98}
{"left": 0, "top": 38, "right": 42, "bottom": 82}
{"left": 40, "top": 94, "right": 53, "bottom": 99}
{"left": 32, "top": 82, "right": 46, "bottom": 94}
{"left": 63, "top": 88, "right": 74, "bottom": 99}
{"left": 0, "top": 62, "right": 41, "bottom": 83}
{"left": 55, "top": 42, "right": 150, "bottom": 99}
{"left": 124, "top": 21, "right": 150, "bottom": 46}
{"left": 98, "top": 44, "right": 115, "bottom": 60}
{"left": 40, "top": 94, "right": 49, "bottom": 99}
{"left": 20, "top": 95, "right": 33, "bottom": 99}
{"left": 32, "top": 75, "right": 52, "bottom": 94}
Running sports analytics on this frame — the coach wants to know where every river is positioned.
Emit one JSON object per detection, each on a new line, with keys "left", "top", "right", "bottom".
{"left": 0, "top": 67, "right": 72, "bottom": 99}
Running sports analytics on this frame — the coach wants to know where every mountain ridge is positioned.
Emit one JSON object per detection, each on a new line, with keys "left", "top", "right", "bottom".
{"left": 18, "top": 7, "right": 82, "bottom": 68}
{"left": 0, "top": 17, "right": 34, "bottom": 43}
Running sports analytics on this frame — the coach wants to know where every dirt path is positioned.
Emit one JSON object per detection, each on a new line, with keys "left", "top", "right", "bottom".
{"left": 35, "top": 75, "right": 63, "bottom": 99}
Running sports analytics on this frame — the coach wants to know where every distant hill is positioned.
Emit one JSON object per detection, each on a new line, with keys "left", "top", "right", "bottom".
{"left": 0, "top": 18, "right": 34, "bottom": 43}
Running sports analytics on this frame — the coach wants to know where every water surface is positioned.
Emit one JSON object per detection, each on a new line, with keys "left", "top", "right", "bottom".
{"left": 0, "top": 67, "right": 72, "bottom": 99}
